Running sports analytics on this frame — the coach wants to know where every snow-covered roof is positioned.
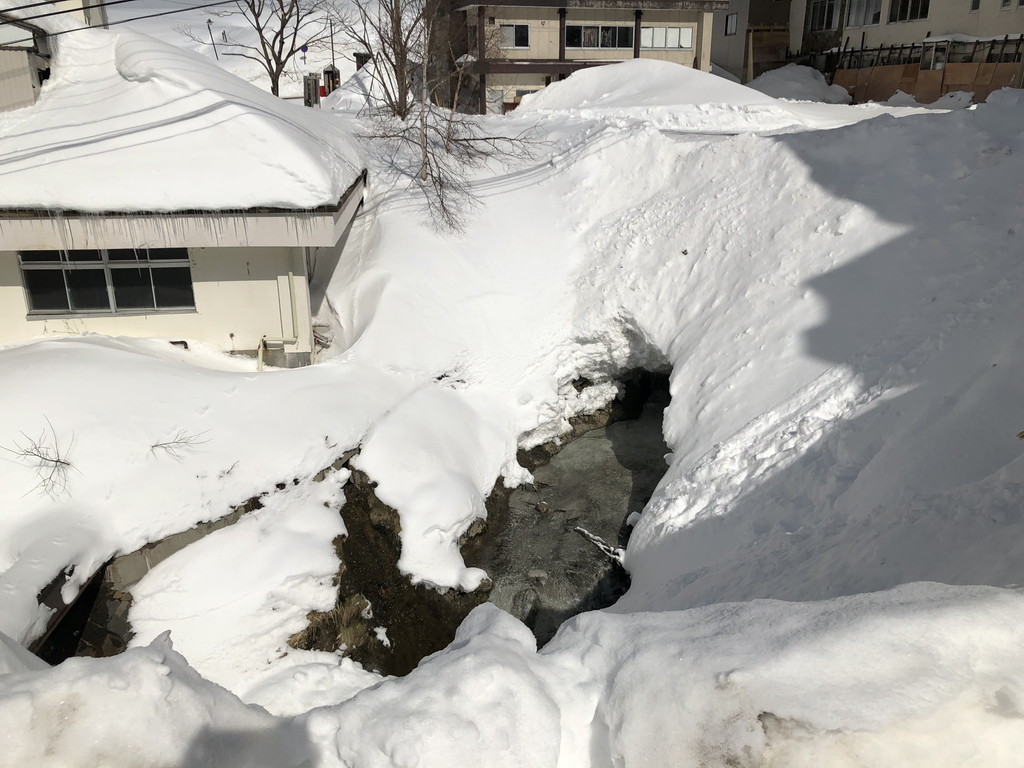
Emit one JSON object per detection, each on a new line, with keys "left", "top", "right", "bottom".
{"left": 0, "top": 0, "right": 363, "bottom": 213}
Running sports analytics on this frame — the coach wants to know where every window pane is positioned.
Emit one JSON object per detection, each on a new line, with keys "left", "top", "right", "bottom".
{"left": 919, "top": 0, "right": 929, "bottom": 17}
{"left": 111, "top": 267, "right": 155, "bottom": 309}
{"left": 600, "top": 27, "right": 616, "bottom": 48}
{"left": 23, "top": 270, "right": 69, "bottom": 311}
{"left": 153, "top": 267, "right": 195, "bottom": 308}
{"left": 582, "top": 26, "right": 599, "bottom": 47}
{"left": 67, "top": 269, "right": 109, "bottom": 311}
{"left": 107, "top": 248, "right": 140, "bottom": 261}
{"left": 679, "top": 27, "right": 693, "bottom": 47}
{"left": 566, "top": 25, "right": 582, "bottom": 47}
{"left": 514, "top": 24, "right": 529, "bottom": 47}
{"left": 653, "top": 27, "right": 666, "bottom": 47}
{"left": 909, "top": 0, "right": 921, "bottom": 19}
{"left": 666, "top": 27, "right": 680, "bottom": 47}
{"left": 500, "top": 25, "right": 514, "bottom": 47}
{"left": 19, "top": 250, "right": 62, "bottom": 263}
{"left": 147, "top": 248, "right": 189, "bottom": 261}
{"left": 640, "top": 27, "right": 653, "bottom": 47}
{"left": 65, "top": 249, "right": 101, "bottom": 262}
{"left": 617, "top": 26, "right": 633, "bottom": 48}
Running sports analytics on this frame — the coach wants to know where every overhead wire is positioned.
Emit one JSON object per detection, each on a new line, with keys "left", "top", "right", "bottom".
{"left": 0, "top": 0, "right": 239, "bottom": 45}
{"left": 1, "top": 0, "right": 236, "bottom": 26}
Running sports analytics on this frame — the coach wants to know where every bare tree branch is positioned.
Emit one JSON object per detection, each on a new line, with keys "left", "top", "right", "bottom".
{"left": 180, "top": 0, "right": 344, "bottom": 96}
{"left": 1, "top": 417, "right": 76, "bottom": 499}
{"left": 149, "top": 430, "right": 210, "bottom": 461}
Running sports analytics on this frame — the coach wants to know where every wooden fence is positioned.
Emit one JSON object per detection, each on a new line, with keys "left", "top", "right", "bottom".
{"left": 832, "top": 35, "right": 1024, "bottom": 104}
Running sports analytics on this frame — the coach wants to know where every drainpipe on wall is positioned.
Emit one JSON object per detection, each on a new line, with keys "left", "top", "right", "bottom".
{"left": 257, "top": 252, "right": 302, "bottom": 371}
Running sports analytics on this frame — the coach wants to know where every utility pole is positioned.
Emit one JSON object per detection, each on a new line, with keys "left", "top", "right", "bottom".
{"left": 206, "top": 18, "right": 219, "bottom": 61}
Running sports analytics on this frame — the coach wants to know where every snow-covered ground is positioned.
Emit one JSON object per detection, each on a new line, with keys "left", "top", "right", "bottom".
{"left": 1, "top": 19, "right": 1024, "bottom": 766}
{"left": 105, "top": 0, "right": 356, "bottom": 99}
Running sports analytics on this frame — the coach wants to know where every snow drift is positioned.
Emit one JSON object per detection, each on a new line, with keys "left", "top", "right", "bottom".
{"left": 0, "top": 0, "right": 362, "bottom": 211}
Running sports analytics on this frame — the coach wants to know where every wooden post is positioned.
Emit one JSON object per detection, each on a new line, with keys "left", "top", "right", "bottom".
{"left": 559, "top": 8, "right": 567, "bottom": 61}
{"left": 477, "top": 5, "right": 487, "bottom": 114}
{"left": 633, "top": 9, "right": 641, "bottom": 58}
{"left": 969, "top": 39, "right": 979, "bottom": 64}
{"left": 998, "top": 34, "right": 1009, "bottom": 63}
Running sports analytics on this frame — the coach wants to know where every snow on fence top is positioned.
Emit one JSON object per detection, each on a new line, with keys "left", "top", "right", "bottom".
{"left": 0, "top": 0, "right": 363, "bottom": 213}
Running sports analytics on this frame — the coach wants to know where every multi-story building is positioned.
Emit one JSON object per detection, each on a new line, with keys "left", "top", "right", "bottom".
{"left": 454, "top": 0, "right": 728, "bottom": 113}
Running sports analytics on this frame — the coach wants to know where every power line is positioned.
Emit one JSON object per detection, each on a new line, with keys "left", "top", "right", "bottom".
{"left": 2, "top": 0, "right": 190, "bottom": 26}
{"left": 0, "top": 0, "right": 239, "bottom": 45}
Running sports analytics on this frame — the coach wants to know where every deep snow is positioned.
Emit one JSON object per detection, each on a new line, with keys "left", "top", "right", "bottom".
{"left": 0, "top": 44, "right": 1023, "bottom": 767}
{"left": 0, "top": 0, "right": 362, "bottom": 210}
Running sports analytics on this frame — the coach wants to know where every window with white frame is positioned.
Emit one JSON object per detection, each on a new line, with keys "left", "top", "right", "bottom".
{"left": 19, "top": 248, "right": 195, "bottom": 315}
{"left": 724, "top": 13, "right": 738, "bottom": 35}
{"left": 565, "top": 25, "right": 634, "bottom": 48}
{"left": 847, "top": 0, "right": 883, "bottom": 25}
{"left": 888, "top": 0, "right": 929, "bottom": 22}
{"left": 641, "top": 26, "right": 694, "bottom": 48}
{"left": 499, "top": 23, "right": 529, "bottom": 48}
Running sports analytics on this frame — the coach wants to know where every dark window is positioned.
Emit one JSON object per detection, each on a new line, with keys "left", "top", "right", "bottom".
{"left": 566, "top": 25, "right": 633, "bottom": 48}
{"left": 19, "top": 248, "right": 194, "bottom": 315}
{"left": 499, "top": 24, "right": 529, "bottom": 48}
{"left": 970, "top": 0, "right": 981, "bottom": 10}
{"left": 809, "top": 0, "right": 837, "bottom": 30}
{"left": 848, "top": 0, "right": 883, "bottom": 25}
{"left": 725, "top": 13, "right": 738, "bottom": 35}
{"left": 889, "top": 0, "right": 928, "bottom": 21}
{"left": 1001, "top": 0, "right": 1010, "bottom": 8}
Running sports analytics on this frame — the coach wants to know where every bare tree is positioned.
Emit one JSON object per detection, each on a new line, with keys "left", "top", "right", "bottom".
{"left": 1, "top": 418, "right": 75, "bottom": 499}
{"left": 181, "top": 0, "right": 341, "bottom": 96}
{"left": 341, "top": 0, "right": 533, "bottom": 230}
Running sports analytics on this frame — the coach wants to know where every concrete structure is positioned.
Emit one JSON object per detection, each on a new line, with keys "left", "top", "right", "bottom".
{"left": 456, "top": 0, "right": 728, "bottom": 113}
{"left": 712, "top": 0, "right": 791, "bottom": 81}
{"left": 793, "top": 0, "right": 1024, "bottom": 58}
{"left": 0, "top": 175, "right": 366, "bottom": 367}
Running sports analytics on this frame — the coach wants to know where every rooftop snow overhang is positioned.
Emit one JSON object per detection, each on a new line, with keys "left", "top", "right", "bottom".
{"left": 0, "top": 171, "right": 366, "bottom": 251}
{"left": 456, "top": 0, "right": 728, "bottom": 11}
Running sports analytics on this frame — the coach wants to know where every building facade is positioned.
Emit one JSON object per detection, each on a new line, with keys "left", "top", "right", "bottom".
{"left": 795, "top": 0, "right": 1024, "bottom": 56}
{"left": 455, "top": 0, "right": 727, "bottom": 113}
{"left": 0, "top": 176, "right": 366, "bottom": 368}
{"left": 712, "top": 0, "right": 792, "bottom": 81}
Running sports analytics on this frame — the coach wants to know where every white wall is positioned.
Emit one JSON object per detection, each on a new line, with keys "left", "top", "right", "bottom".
{"left": 712, "top": 0, "right": 751, "bottom": 79}
{"left": 0, "top": 247, "right": 314, "bottom": 356}
{"left": 0, "top": 50, "right": 39, "bottom": 113}
{"left": 844, "top": 0, "right": 1024, "bottom": 48}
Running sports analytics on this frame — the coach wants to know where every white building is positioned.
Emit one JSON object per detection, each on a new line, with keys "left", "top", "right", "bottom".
{"left": 0, "top": 4, "right": 366, "bottom": 367}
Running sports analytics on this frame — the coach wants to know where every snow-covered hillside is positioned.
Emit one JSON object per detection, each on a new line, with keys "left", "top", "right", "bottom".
{"left": 1, "top": 39, "right": 1023, "bottom": 767}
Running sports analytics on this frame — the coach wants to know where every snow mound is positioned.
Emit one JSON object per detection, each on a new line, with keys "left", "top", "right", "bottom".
{"left": 518, "top": 59, "right": 780, "bottom": 112}
{"left": 5, "top": 585, "right": 1024, "bottom": 766}
{"left": 886, "top": 89, "right": 975, "bottom": 109}
{"left": 0, "top": 3, "right": 362, "bottom": 211}
{"left": 748, "top": 64, "right": 853, "bottom": 104}
{"left": 512, "top": 60, "right": 897, "bottom": 133}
